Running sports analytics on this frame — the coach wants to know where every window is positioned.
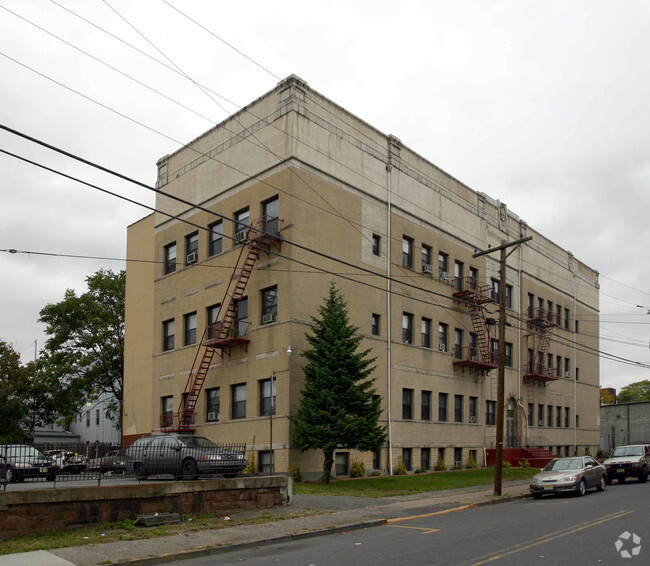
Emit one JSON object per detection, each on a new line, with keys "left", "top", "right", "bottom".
{"left": 490, "top": 338, "right": 498, "bottom": 364}
{"left": 259, "top": 451, "right": 274, "bottom": 474}
{"left": 505, "top": 342, "right": 513, "bottom": 367}
{"left": 527, "top": 293, "right": 534, "bottom": 318}
{"left": 373, "top": 450, "right": 381, "bottom": 469}
{"left": 547, "top": 405, "right": 553, "bottom": 427}
{"left": 576, "top": 415, "right": 580, "bottom": 428}
{"left": 402, "top": 448, "right": 412, "bottom": 471}
{"left": 438, "top": 323, "right": 448, "bottom": 352}
{"left": 556, "top": 355, "right": 562, "bottom": 377}
{"left": 262, "top": 196, "right": 280, "bottom": 235}
{"left": 564, "top": 308, "right": 570, "bottom": 330}
{"left": 234, "top": 208, "right": 250, "bottom": 240}
{"left": 491, "top": 279, "right": 500, "bottom": 302}
{"left": 206, "top": 388, "right": 220, "bottom": 421}
{"left": 528, "top": 403, "right": 534, "bottom": 426}
{"left": 576, "top": 367, "right": 580, "bottom": 381}
{"left": 505, "top": 284, "right": 513, "bottom": 309}
{"left": 438, "top": 448, "right": 446, "bottom": 467}
{"left": 184, "top": 312, "right": 197, "bottom": 346}
{"left": 486, "top": 401, "right": 496, "bottom": 426}
{"left": 547, "top": 300, "right": 554, "bottom": 323}
{"left": 161, "top": 396, "right": 173, "bottom": 427}
{"left": 547, "top": 353, "right": 553, "bottom": 374}
{"left": 454, "top": 260, "right": 463, "bottom": 291}
{"left": 371, "top": 313, "right": 380, "bottom": 336}
{"left": 556, "top": 406, "right": 562, "bottom": 428}
{"left": 421, "top": 317, "right": 431, "bottom": 348}
{"left": 335, "top": 452, "right": 349, "bottom": 476}
{"left": 237, "top": 297, "right": 248, "bottom": 336}
{"left": 259, "top": 378, "right": 276, "bottom": 416}
{"left": 86, "top": 411, "right": 90, "bottom": 428}
{"left": 162, "top": 319, "right": 175, "bottom": 351}
{"left": 454, "top": 329, "right": 463, "bottom": 359}
{"left": 261, "top": 286, "right": 278, "bottom": 324}
{"left": 469, "top": 333, "right": 478, "bottom": 361}
{"left": 402, "top": 312, "right": 413, "bottom": 344}
{"left": 402, "top": 388, "right": 413, "bottom": 420}
{"left": 95, "top": 409, "right": 100, "bottom": 426}
{"left": 575, "top": 320, "right": 580, "bottom": 333}
{"left": 372, "top": 234, "right": 381, "bottom": 256}
{"left": 564, "top": 358, "right": 571, "bottom": 378}
{"left": 164, "top": 242, "right": 176, "bottom": 275}
{"left": 402, "top": 236, "right": 413, "bottom": 268}
{"left": 455, "top": 395, "right": 463, "bottom": 423}
{"left": 469, "top": 267, "right": 478, "bottom": 290}
{"left": 421, "top": 390, "right": 431, "bottom": 420}
{"left": 538, "top": 404, "right": 544, "bottom": 426}
{"left": 454, "top": 447, "right": 462, "bottom": 467}
{"left": 421, "top": 448, "right": 430, "bottom": 470}
{"left": 565, "top": 407, "right": 570, "bottom": 428}
{"left": 469, "top": 396, "right": 477, "bottom": 423}
{"left": 556, "top": 305, "right": 562, "bottom": 327}
{"left": 209, "top": 221, "right": 223, "bottom": 256}
{"left": 182, "top": 393, "right": 196, "bottom": 425}
{"left": 207, "top": 303, "right": 221, "bottom": 340}
{"left": 185, "top": 232, "right": 198, "bottom": 264}
{"left": 438, "top": 252, "right": 449, "bottom": 278}
{"left": 439, "top": 393, "right": 448, "bottom": 421}
{"left": 231, "top": 384, "right": 246, "bottom": 419}
{"left": 421, "top": 244, "right": 432, "bottom": 270}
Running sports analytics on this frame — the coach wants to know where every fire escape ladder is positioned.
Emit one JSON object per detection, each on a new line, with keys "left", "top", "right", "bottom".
{"left": 468, "top": 303, "right": 491, "bottom": 363}
{"left": 177, "top": 344, "right": 217, "bottom": 430}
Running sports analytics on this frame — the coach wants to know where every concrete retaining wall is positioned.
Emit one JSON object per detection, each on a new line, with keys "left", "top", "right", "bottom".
{"left": 0, "top": 475, "right": 291, "bottom": 540}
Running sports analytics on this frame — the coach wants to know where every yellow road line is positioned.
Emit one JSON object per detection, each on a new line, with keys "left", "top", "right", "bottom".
{"left": 464, "top": 510, "right": 634, "bottom": 565}
{"left": 386, "top": 505, "right": 471, "bottom": 524}
{"left": 389, "top": 525, "right": 440, "bottom": 535}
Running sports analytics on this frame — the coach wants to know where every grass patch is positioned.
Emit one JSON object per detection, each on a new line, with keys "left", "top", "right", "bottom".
{"left": 293, "top": 467, "right": 537, "bottom": 497}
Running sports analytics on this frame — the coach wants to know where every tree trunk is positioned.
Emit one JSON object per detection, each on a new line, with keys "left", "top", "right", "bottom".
{"left": 320, "top": 450, "right": 334, "bottom": 483}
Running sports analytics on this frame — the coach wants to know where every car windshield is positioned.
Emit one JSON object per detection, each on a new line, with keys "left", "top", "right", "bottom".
{"left": 544, "top": 458, "right": 583, "bottom": 471}
{"left": 4, "top": 446, "right": 42, "bottom": 458}
{"left": 178, "top": 437, "right": 217, "bottom": 449}
{"left": 611, "top": 446, "right": 644, "bottom": 457}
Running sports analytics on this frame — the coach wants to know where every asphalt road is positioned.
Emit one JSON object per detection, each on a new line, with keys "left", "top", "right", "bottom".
{"left": 172, "top": 480, "right": 648, "bottom": 565}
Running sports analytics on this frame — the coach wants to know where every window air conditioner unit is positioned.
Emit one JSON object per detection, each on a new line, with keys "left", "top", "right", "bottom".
{"left": 186, "top": 252, "right": 198, "bottom": 264}
{"left": 439, "top": 344, "right": 447, "bottom": 352}
{"left": 440, "top": 271, "right": 450, "bottom": 280}
{"left": 234, "top": 230, "right": 247, "bottom": 244}
{"left": 262, "top": 313, "right": 277, "bottom": 324}
{"left": 565, "top": 371, "right": 571, "bottom": 378}
{"left": 538, "top": 420, "right": 544, "bottom": 426}
{"left": 207, "top": 412, "right": 219, "bottom": 422}
{"left": 422, "top": 263, "right": 434, "bottom": 274}
{"left": 454, "top": 461, "right": 462, "bottom": 468}
{"left": 469, "top": 416, "right": 476, "bottom": 423}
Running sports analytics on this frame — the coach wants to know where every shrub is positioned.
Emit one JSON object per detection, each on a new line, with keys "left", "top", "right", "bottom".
{"left": 517, "top": 459, "right": 530, "bottom": 468}
{"left": 350, "top": 460, "right": 366, "bottom": 478}
{"left": 466, "top": 453, "right": 477, "bottom": 469}
{"left": 414, "top": 466, "right": 427, "bottom": 474}
{"left": 434, "top": 455, "right": 447, "bottom": 471}
{"left": 394, "top": 456, "right": 407, "bottom": 475}
{"left": 597, "top": 449, "right": 607, "bottom": 461}
{"left": 243, "top": 435, "right": 256, "bottom": 474}
{"left": 502, "top": 460, "right": 512, "bottom": 468}
{"left": 369, "top": 470, "right": 381, "bottom": 477}
{"left": 288, "top": 465, "right": 302, "bottom": 482}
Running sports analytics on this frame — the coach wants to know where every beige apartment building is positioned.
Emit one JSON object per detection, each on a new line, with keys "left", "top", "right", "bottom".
{"left": 123, "top": 75, "right": 600, "bottom": 479}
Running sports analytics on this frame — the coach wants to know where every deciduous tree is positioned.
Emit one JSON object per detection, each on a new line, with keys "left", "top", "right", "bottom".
{"left": 616, "top": 380, "right": 650, "bottom": 403}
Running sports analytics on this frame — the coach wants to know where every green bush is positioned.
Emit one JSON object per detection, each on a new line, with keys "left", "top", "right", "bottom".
{"left": 394, "top": 456, "right": 407, "bottom": 475}
{"left": 288, "top": 465, "right": 302, "bottom": 482}
{"left": 434, "top": 455, "right": 447, "bottom": 471}
{"left": 466, "top": 453, "right": 477, "bottom": 469}
{"left": 414, "top": 466, "right": 427, "bottom": 474}
{"left": 350, "top": 460, "right": 366, "bottom": 478}
{"left": 369, "top": 470, "right": 381, "bottom": 477}
{"left": 517, "top": 459, "right": 530, "bottom": 468}
{"left": 597, "top": 449, "right": 607, "bottom": 461}
{"left": 502, "top": 460, "right": 512, "bottom": 468}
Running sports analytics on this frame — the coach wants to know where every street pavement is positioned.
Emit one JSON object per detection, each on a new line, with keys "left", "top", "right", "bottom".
{"left": 0, "top": 481, "right": 531, "bottom": 566}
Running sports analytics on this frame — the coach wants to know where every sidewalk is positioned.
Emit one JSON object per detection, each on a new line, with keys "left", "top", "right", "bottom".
{"left": 2, "top": 481, "right": 531, "bottom": 566}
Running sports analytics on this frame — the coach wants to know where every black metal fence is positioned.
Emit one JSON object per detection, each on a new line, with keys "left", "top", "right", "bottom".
{"left": 0, "top": 441, "right": 247, "bottom": 490}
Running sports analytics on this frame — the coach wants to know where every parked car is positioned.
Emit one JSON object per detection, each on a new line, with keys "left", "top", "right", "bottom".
{"left": 603, "top": 444, "right": 650, "bottom": 484}
{"left": 98, "top": 450, "right": 130, "bottom": 474}
{"left": 1, "top": 445, "right": 60, "bottom": 483}
{"left": 44, "top": 450, "right": 88, "bottom": 474}
{"left": 529, "top": 456, "right": 606, "bottom": 499}
{"left": 126, "top": 434, "right": 246, "bottom": 480}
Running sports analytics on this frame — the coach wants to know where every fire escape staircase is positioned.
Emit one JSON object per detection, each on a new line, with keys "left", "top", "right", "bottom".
{"left": 523, "top": 307, "right": 559, "bottom": 386}
{"left": 452, "top": 277, "right": 498, "bottom": 376}
{"left": 163, "top": 216, "right": 282, "bottom": 432}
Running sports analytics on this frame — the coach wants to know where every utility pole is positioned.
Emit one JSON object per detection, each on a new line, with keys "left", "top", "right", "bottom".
{"left": 474, "top": 235, "right": 532, "bottom": 495}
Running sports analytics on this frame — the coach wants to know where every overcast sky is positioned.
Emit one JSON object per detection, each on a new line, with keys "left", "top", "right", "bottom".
{"left": 1, "top": 0, "right": 648, "bottom": 392}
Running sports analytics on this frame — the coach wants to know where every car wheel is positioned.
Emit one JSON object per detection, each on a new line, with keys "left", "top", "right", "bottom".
{"left": 4, "top": 466, "right": 14, "bottom": 484}
{"left": 639, "top": 466, "right": 648, "bottom": 483}
{"left": 605, "top": 476, "right": 613, "bottom": 485}
{"left": 577, "top": 479, "right": 587, "bottom": 496}
{"left": 597, "top": 475, "right": 606, "bottom": 492}
{"left": 134, "top": 463, "right": 148, "bottom": 481}
{"left": 532, "top": 493, "right": 543, "bottom": 500}
{"left": 181, "top": 459, "right": 198, "bottom": 481}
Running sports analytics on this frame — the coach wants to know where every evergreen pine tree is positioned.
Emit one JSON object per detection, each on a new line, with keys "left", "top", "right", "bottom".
{"left": 291, "top": 283, "right": 386, "bottom": 483}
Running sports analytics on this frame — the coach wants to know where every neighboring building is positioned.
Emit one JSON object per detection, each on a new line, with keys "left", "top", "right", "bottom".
{"left": 33, "top": 424, "right": 80, "bottom": 446}
{"left": 600, "top": 401, "right": 650, "bottom": 453}
{"left": 123, "top": 75, "right": 600, "bottom": 478}
{"left": 68, "top": 392, "right": 122, "bottom": 446}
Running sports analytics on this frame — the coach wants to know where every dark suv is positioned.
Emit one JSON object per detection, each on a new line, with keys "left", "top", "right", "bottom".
{"left": 603, "top": 444, "right": 650, "bottom": 484}
{"left": 1, "top": 445, "right": 60, "bottom": 483}
{"left": 126, "top": 434, "right": 246, "bottom": 480}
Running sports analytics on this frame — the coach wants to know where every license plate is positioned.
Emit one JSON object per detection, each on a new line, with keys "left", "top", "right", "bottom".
{"left": 39, "top": 467, "right": 47, "bottom": 473}
{"left": 618, "top": 468, "right": 625, "bottom": 473}
{"left": 544, "top": 485, "right": 554, "bottom": 490}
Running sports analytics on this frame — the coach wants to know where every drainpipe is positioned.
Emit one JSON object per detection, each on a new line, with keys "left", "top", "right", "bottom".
{"left": 518, "top": 245, "right": 527, "bottom": 446}
{"left": 386, "top": 163, "right": 393, "bottom": 476}
{"left": 573, "top": 273, "right": 577, "bottom": 454}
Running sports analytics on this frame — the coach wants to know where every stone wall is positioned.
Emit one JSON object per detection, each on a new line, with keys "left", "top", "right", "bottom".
{"left": 0, "top": 475, "right": 291, "bottom": 540}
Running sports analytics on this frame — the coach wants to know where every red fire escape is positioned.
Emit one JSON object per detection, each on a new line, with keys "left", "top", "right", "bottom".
{"left": 522, "top": 307, "right": 559, "bottom": 386}
{"left": 163, "top": 215, "right": 282, "bottom": 432}
{"left": 452, "top": 277, "right": 498, "bottom": 375}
